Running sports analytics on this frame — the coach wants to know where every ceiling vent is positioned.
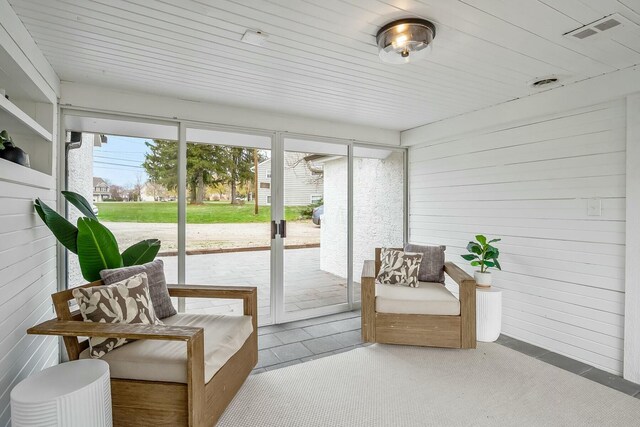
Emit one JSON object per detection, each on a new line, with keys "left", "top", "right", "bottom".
{"left": 531, "top": 77, "right": 558, "bottom": 88}
{"left": 564, "top": 13, "right": 628, "bottom": 40}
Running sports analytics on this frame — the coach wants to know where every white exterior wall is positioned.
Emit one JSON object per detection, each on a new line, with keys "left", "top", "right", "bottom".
{"left": 257, "top": 155, "right": 323, "bottom": 206}
{"left": 408, "top": 100, "right": 626, "bottom": 375}
{"left": 320, "top": 152, "right": 404, "bottom": 280}
{"left": 66, "top": 133, "right": 96, "bottom": 288}
{"left": 320, "top": 158, "right": 348, "bottom": 277}
{"left": 353, "top": 152, "right": 404, "bottom": 281}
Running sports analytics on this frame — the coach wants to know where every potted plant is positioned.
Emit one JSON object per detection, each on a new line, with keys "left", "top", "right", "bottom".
{"left": 34, "top": 191, "right": 161, "bottom": 282}
{"left": 0, "top": 130, "right": 30, "bottom": 167}
{"left": 461, "top": 235, "right": 501, "bottom": 287}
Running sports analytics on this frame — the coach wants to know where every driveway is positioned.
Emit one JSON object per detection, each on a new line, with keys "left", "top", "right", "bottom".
{"left": 105, "top": 220, "right": 320, "bottom": 251}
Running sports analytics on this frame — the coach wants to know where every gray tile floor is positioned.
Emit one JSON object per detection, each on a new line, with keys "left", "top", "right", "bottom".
{"left": 255, "top": 311, "right": 640, "bottom": 399}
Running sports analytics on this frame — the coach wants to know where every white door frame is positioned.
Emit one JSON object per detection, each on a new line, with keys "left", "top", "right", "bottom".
{"left": 274, "top": 133, "right": 408, "bottom": 324}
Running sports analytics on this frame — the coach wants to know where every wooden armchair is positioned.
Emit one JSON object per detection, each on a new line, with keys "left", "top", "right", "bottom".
{"left": 28, "top": 282, "right": 258, "bottom": 427}
{"left": 361, "top": 248, "right": 477, "bottom": 349}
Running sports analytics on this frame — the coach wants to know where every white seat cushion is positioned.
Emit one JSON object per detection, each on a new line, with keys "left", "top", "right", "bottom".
{"left": 376, "top": 282, "right": 460, "bottom": 315}
{"left": 80, "top": 313, "right": 253, "bottom": 384}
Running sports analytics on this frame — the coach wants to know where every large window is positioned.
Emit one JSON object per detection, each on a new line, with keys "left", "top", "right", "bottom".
{"left": 64, "top": 113, "right": 406, "bottom": 324}
{"left": 66, "top": 131, "right": 178, "bottom": 288}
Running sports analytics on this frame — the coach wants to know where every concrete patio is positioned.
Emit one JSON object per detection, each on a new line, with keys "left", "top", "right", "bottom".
{"left": 159, "top": 247, "right": 360, "bottom": 322}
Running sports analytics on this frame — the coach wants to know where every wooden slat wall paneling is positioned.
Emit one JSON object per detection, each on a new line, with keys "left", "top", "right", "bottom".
{"left": 624, "top": 93, "right": 640, "bottom": 383}
{"left": 408, "top": 99, "right": 626, "bottom": 375}
{"left": 0, "top": 2, "right": 60, "bottom": 425}
{"left": 0, "top": 180, "right": 58, "bottom": 427}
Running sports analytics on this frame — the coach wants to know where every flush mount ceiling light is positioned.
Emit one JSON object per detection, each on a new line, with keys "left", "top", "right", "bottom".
{"left": 376, "top": 18, "right": 436, "bottom": 64}
{"left": 241, "top": 29, "right": 268, "bottom": 47}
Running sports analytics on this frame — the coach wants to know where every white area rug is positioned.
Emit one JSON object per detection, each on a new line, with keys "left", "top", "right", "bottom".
{"left": 218, "top": 343, "right": 640, "bottom": 426}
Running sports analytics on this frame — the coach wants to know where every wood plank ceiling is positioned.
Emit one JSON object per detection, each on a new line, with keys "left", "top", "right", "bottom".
{"left": 9, "top": 0, "right": 640, "bottom": 130}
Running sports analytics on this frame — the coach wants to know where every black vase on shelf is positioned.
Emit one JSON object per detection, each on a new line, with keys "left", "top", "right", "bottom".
{"left": 0, "top": 130, "right": 31, "bottom": 168}
{"left": 0, "top": 141, "right": 30, "bottom": 167}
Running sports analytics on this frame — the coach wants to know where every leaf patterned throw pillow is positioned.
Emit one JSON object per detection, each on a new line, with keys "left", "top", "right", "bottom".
{"left": 376, "top": 248, "right": 424, "bottom": 288}
{"left": 73, "top": 272, "right": 163, "bottom": 358}
{"left": 402, "top": 252, "right": 424, "bottom": 288}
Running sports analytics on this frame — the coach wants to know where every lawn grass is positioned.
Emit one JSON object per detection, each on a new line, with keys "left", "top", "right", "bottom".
{"left": 96, "top": 201, "right": 309, "bottom": 224}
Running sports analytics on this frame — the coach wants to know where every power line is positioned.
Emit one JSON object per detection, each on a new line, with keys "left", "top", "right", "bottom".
{"left": 94, "top": 155, "right": 144, "bottom": 163}
{"left": 94, "top": 161, "right": 145, "bottom": 169}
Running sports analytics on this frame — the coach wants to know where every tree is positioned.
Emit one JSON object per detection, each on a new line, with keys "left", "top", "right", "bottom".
{"left": 128, "top": 174, "right": 144, "bottom": 202}
{"left": 222, "top": 147, "right": 258, "bottom": 204}
{"left": 108, "top": 184, "right": 126, "bottom": 201}
{"left": 286, "top": 153, "right": 324, "bottom": 185}
{"left": 143, "top": 140, "right": 225, "bottom": 205}
{"left": 143, "top": 140, "right": 266, "bottom": 206}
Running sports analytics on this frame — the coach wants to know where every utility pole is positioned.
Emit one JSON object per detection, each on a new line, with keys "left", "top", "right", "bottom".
{"left": 254, "top": 149, "right": 259, "bottom": 215}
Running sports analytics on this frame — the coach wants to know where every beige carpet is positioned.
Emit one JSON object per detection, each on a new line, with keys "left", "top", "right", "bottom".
{"left": 218, "top": 343, "right": 640, "bottom": 426}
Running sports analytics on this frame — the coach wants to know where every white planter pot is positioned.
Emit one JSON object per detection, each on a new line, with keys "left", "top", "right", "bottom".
{"left": 474, "top": 271, "right": 492, "bottom": 287}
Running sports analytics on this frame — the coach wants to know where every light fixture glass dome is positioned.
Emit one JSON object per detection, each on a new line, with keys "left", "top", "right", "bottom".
{"left": 376, "top": 18, "right": 436, "bottom": 64}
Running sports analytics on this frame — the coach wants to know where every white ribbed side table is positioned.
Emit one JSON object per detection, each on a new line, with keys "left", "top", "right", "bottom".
{"left": 11, "top": 359, "right": 112, "bottom": 427}
{"left": 476, "top": 287, "right": 502, "bottom": 342}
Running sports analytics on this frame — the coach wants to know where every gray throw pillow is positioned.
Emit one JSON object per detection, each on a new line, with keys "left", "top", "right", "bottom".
{"left": 404, "top": 244, "right": 446, "bottom": 283}
{"left": 100, "top": 259, "right": 176, "bottom": 319}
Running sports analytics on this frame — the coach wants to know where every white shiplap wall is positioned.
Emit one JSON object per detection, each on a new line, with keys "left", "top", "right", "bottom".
{"left": 0, "top": 171, "right": 58, "bottom": 426}
{"left": 409, "top": 100, "right": 626, "bottom": 374}
{"left": 0, "top": 1, "right": 60, "bottom": 424}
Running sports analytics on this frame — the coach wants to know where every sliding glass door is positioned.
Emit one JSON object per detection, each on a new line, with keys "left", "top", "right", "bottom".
{"left": 278, "top": 137, "right": 350, "bottom": 321}
{"left": 184, "top": 126, "right": 274, "bottom": 324}
{"left": 63, "top": 111, "right": 406, "bottom": 326}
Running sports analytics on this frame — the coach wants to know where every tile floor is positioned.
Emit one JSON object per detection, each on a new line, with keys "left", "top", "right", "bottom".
{"left": 254, "top": 310, "right": 640, "bottom": 399}
{"left": 162, "top": 247, "right": 360, "bottom": 322}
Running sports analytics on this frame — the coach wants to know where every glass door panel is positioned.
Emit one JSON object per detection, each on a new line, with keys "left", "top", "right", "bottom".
{"left": 281, "top": 138, "right": 349, "bottom": 317}
{"left": 64, "top": 114, "right": 178, "bottom": 289}
{"left": 185, "top": 127, "right": 273, "bottom": 324}
{"left": 352, "top": 146, "right": 405, "bottom": 302}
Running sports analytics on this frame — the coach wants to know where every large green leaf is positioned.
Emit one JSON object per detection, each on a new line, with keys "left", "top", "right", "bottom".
{"left": 461, "top": 254, "right": 478, "bottom": 261}
{"left": 467, "top": 242, "right": 482, "bottom": 255}
{"left": 34, "top": 198, "right": 78, "bottom": 254}
{"left": 76, "top": 218, "right": 123, "bottom": 281}
{"left": 122, "top": 239, "right": 161, "bottom": 266}
{"left": 493, "top": 258, "right": 502, "bottom": 270}
{"left": 475, "top": 234, "right": 487, "bottom": 245}
{"left": 488, "top": 238, "right": 501, "bottom": 244}
{"left": 486, "top": 247, "right": 499, "bottom": 258}
{"left": 62, "top": 191, "right": 97, "bottom": 220}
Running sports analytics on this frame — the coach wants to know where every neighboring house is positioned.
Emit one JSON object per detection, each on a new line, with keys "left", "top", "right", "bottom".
{"left": 92, "top": 177, "right": 110, "bottom": 202}
{"left": 254, "top": 153, "right": 323, "bottom": 206}
{"left": 141, "top": 182, "right": 172, "bottom": 201}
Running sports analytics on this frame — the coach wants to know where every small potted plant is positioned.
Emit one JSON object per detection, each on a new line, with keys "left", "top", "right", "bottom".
{"left": 461, "top": 235, "right": 501, "bottom": 287}
{"left": 0, "top": 130, "right": 30, "bottom": 167}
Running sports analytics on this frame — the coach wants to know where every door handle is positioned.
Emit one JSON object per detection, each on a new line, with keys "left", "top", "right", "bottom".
{"left": 271, "top": 220, "right": 287, "bottom": 239}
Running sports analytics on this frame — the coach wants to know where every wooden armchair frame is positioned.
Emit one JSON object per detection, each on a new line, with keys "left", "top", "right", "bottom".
{"left": 28, "top": 282, "right": 258, "bottom": 427}
{"left": 361, "top": 248, "right": 477, "bottom": 349}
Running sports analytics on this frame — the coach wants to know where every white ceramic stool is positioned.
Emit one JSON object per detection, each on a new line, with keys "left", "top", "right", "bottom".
{"left": 476, "top": 287, "right": 502, "bottom": 342}
{"left": 11, "top": 359, "right": 112, "bottom": 427}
